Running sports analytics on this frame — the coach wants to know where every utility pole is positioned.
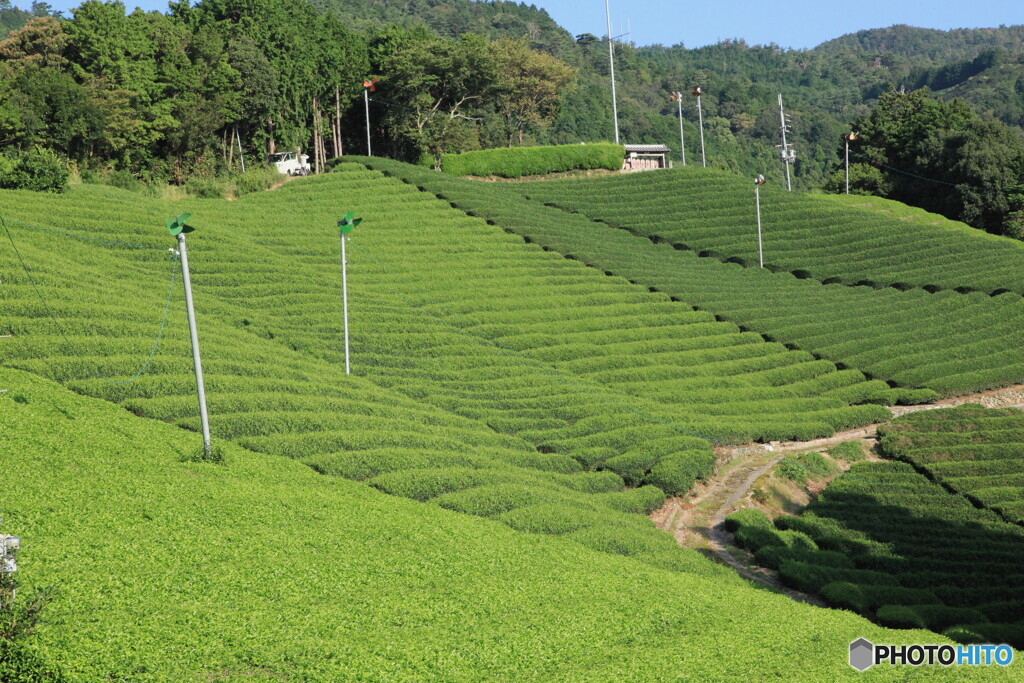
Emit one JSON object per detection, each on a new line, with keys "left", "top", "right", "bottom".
{"left": 670, "top": 92, "right": 686, "bottom": 166}
{"left": 844, "top": 132, "right": 858, "bottom": 195}
{"left": 605, "top": 0, "right": 620, "bottom": 145}
{"left": 363, "top": 79, "right": 378, "bottom": 157}
{"left": 166, "top": 214, "right": 211, "bottom": 457}
{"left": 755, "top": 175, "right": 766, "bottom": 268}
{"left": 777, "top": 93, "right": 795, "bottom": 191}
{"left": 692, "top": 87, "right": 706, "bottom": 168}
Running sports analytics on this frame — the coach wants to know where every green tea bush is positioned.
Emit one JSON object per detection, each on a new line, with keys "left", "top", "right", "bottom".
{"left": 595, "top": 486, "right": 666, "bottom": 514}
{"left": 820, "top": 582, "right": 867, "bottom": 612}
{"left": 723, "top": 508, "right": 773, "bottom": 533}
{"left": 433, "top": 484, "right": 570, "bottom": 517}
{"left": 755, "top": 547, "right": 852, "bottom": 571}
{"left": 567, "top": 524, "right": 678, "bottom": 556}
{"left": 231, "top": 165, "right": 283, "bottom": 197}
{"left": 944, "top": 623, "right": 1024, "bottom": 649}
{"left": 778, "top": 561, "right": 898, "bottom": 593}
{"left": 875, "top": 605, "right": 927, "bottom": 629}
{"left": 441, "top": 143, "right": 624, "bottom": 178}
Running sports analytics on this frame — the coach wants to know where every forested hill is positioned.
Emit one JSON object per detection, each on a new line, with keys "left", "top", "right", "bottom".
{"left": 815, "top": 24, "right": 1024, "bottom": 60}
{"left": 308, "top": 0, "right": 577, "bottom": 55}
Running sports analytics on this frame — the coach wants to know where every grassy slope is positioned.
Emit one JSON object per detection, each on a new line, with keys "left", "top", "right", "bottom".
{"left": 359, "top": 157, "right": 1024, "bottom": 396}
{"left": 0, "top": 368, "right": 1010, "bottom": 681}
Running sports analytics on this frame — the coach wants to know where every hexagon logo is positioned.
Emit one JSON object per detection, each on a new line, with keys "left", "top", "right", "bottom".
{"left": 849, "top": 638, "right": 874, "bottom": 671}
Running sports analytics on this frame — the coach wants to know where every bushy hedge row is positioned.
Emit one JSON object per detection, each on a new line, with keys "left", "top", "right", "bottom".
{"left": 879, "top": 406, "right": 1024, "bottom": 523}
{"left": 520, "top": 165, "right": 1024, "bottom": 295}
{"left": 726, "top": 458, "right": 1024, "bottom": 647}
{"left": 441, "top": 143, "right": 624, "bottom": 178}
{"left": 361, "top": 157, "right": 1024, "bottom": 399}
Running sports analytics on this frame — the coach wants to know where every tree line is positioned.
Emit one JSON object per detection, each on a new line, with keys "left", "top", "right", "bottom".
{"left": 0, "top": 0, "right": 575, "bottom": 182}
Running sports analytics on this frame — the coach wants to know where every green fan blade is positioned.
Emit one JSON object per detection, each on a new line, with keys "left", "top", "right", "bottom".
{"left": 343, "top": 210, "right": 354, "bottom": 223}
{"left": 339, "top": 223, "right": 352, "bottom": 234}
{"left": 351, "top": 218, "right": 362, "bottom": 229}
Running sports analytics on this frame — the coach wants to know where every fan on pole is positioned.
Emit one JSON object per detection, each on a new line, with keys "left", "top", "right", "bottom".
{"left": 337, "top": 211, "right": 362, "bottom": 375}
{"left": 754, "top": 175, "right": 767, "bottom": 268}
{"left": 692, "top": 86, "right": 706, "bottom": 168}
{"left": 166, "top": 213, "right": 212, "bottom": 457}
{"left": 363, "top": 78, "right": 378, "bottom": 157}
{"left": 843, "top": 132, "right": 858, "bottom": 195}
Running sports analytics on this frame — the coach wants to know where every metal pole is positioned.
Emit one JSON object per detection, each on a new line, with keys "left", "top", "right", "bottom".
{"left": 697, "top": 95, "right": 706, "bottom": 168}
{"left": 177, "top": 233, "right": 212, "bottom": 455}
{"left": 605, "top": 0, "right": 620, "bottom": 145}
{"left": 235, "top": 125, "right": 245, "bottom": 174}
{"left": 340, "top": 232, "right": 350, "bottom": 375}
{"left": 845, "top": 139, "right": 850, "bottom": 195}
{"left": 677, "top": 97, "right": 686, "bottom": 166}
{"left": 756, "top": 184, "right": 764, "bottom": 268}
{"left": 778, "top": 94, "right": 791, "bottom": 192}
{"left": 364, "top": 89, "right": 372, "bottom": 157}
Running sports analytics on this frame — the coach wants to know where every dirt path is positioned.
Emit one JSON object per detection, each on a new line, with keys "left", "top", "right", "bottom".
{"left": 650, "top": 384, "right": 1024, "bottom": 597}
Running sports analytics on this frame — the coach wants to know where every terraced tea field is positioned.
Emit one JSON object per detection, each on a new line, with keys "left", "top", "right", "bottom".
{"left": 520, "top": 166, "right": 1024, "bottom": 294}
{"left": 9, "top": 367, "right": 939, "bottom": 680}
{"left": 4, "top": 161, "right": 1023, "bottom": 678}
{"left": 880, "top": 406, "right": 1024, "bottom": 523}
{"left": 728, "top": 460, "right": 1024, "bottom": 649}
{"left": 361, "top": 157, "right": 1024, "bottom": 396}
{"left": 0, "top": 165, "right": 915, "bottom": 582}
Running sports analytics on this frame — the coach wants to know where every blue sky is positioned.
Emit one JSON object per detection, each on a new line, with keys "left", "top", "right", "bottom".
{"left": 36, "top": 0, "right": 1024, "bottom": 51}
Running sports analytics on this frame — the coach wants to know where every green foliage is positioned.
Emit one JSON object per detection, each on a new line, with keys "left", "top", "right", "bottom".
{"left": 776, "top": 459, "right": 807, "bottom": 484}
{"left": 762, "top": 458, "right": 1024, "bottom": 643}
{"left": 723, "top": 508, "right": 772, "bottom": 533}
{"left": 829, "top": 441, "right": 868, "bottom": 462}
{"left": 363, "top": 157, "right": 1024, "bottom": 398}
{"left": 441, "top": 143, "right": 623, "bottom": 178}
{"left": 0, "top": 147, "right": 67, "bottom": 192}
{"left": 879, "top": 406, "right": 1024, "bottom": 524}
{"left": 841, "top": 88, "right": 1024, "bottom": 235}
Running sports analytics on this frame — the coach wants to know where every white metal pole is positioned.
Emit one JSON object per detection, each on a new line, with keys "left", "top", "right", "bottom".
{"left": 177, "top": 233, "right": 211, "bottom": 455}
{"left": 845, "top": 139, "right": 850, "bottom": 195}
{"left": 605, "top": 0, "right": 620, "bottom": 145}
{"left": 697, "top": 95, "right": 706, "bottom": 168}
{"left": 340, "top": 232, "right": 350, "bottom": 375}
{"left": 235, "top": 125, "right": 245, "bottom": 174}
{"left": 364, "top": 89, "right": 372, "bottom": 157}
{"left": 755, "top": 184, "right": 764, "bottom": 269}
{"left": 677, "top": 97, "right": 686, "bottom": 166}
{"left": 778, "top": 94, "right": 791, "bottom": 192}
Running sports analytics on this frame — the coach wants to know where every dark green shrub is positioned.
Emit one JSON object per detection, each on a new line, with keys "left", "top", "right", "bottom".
{"left": 735, "top": 526, "right": 784, "bottom": 552}
{"left": 821, "top": 582, "right": 868, "bottom": 613}
{"left": 778, "top": 561, "right": 898, "bottom": 593}
{"left": 875, "top": 605, "right": 926, "bottom": 629}
{"left": 907, "top": 605, "right": 989, "bottom": 631}
{"left": 645, "top": 449, "right": 713, "bottom": 496}
{"left": 943, "top": 623, "right": 1024, "bottom": 649}
{"left": 723, "top": 508, "right": 772, "bottom": 533}
{"left": 755, "top": 547, "right": 852, "bottom": 571}
{"left": 0, "top": 148, "right": 68, "bottom": 193}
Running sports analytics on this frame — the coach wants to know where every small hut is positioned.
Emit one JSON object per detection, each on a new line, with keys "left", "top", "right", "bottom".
{"left": 622, "top": 144, "right": 671, "bottom": 172}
